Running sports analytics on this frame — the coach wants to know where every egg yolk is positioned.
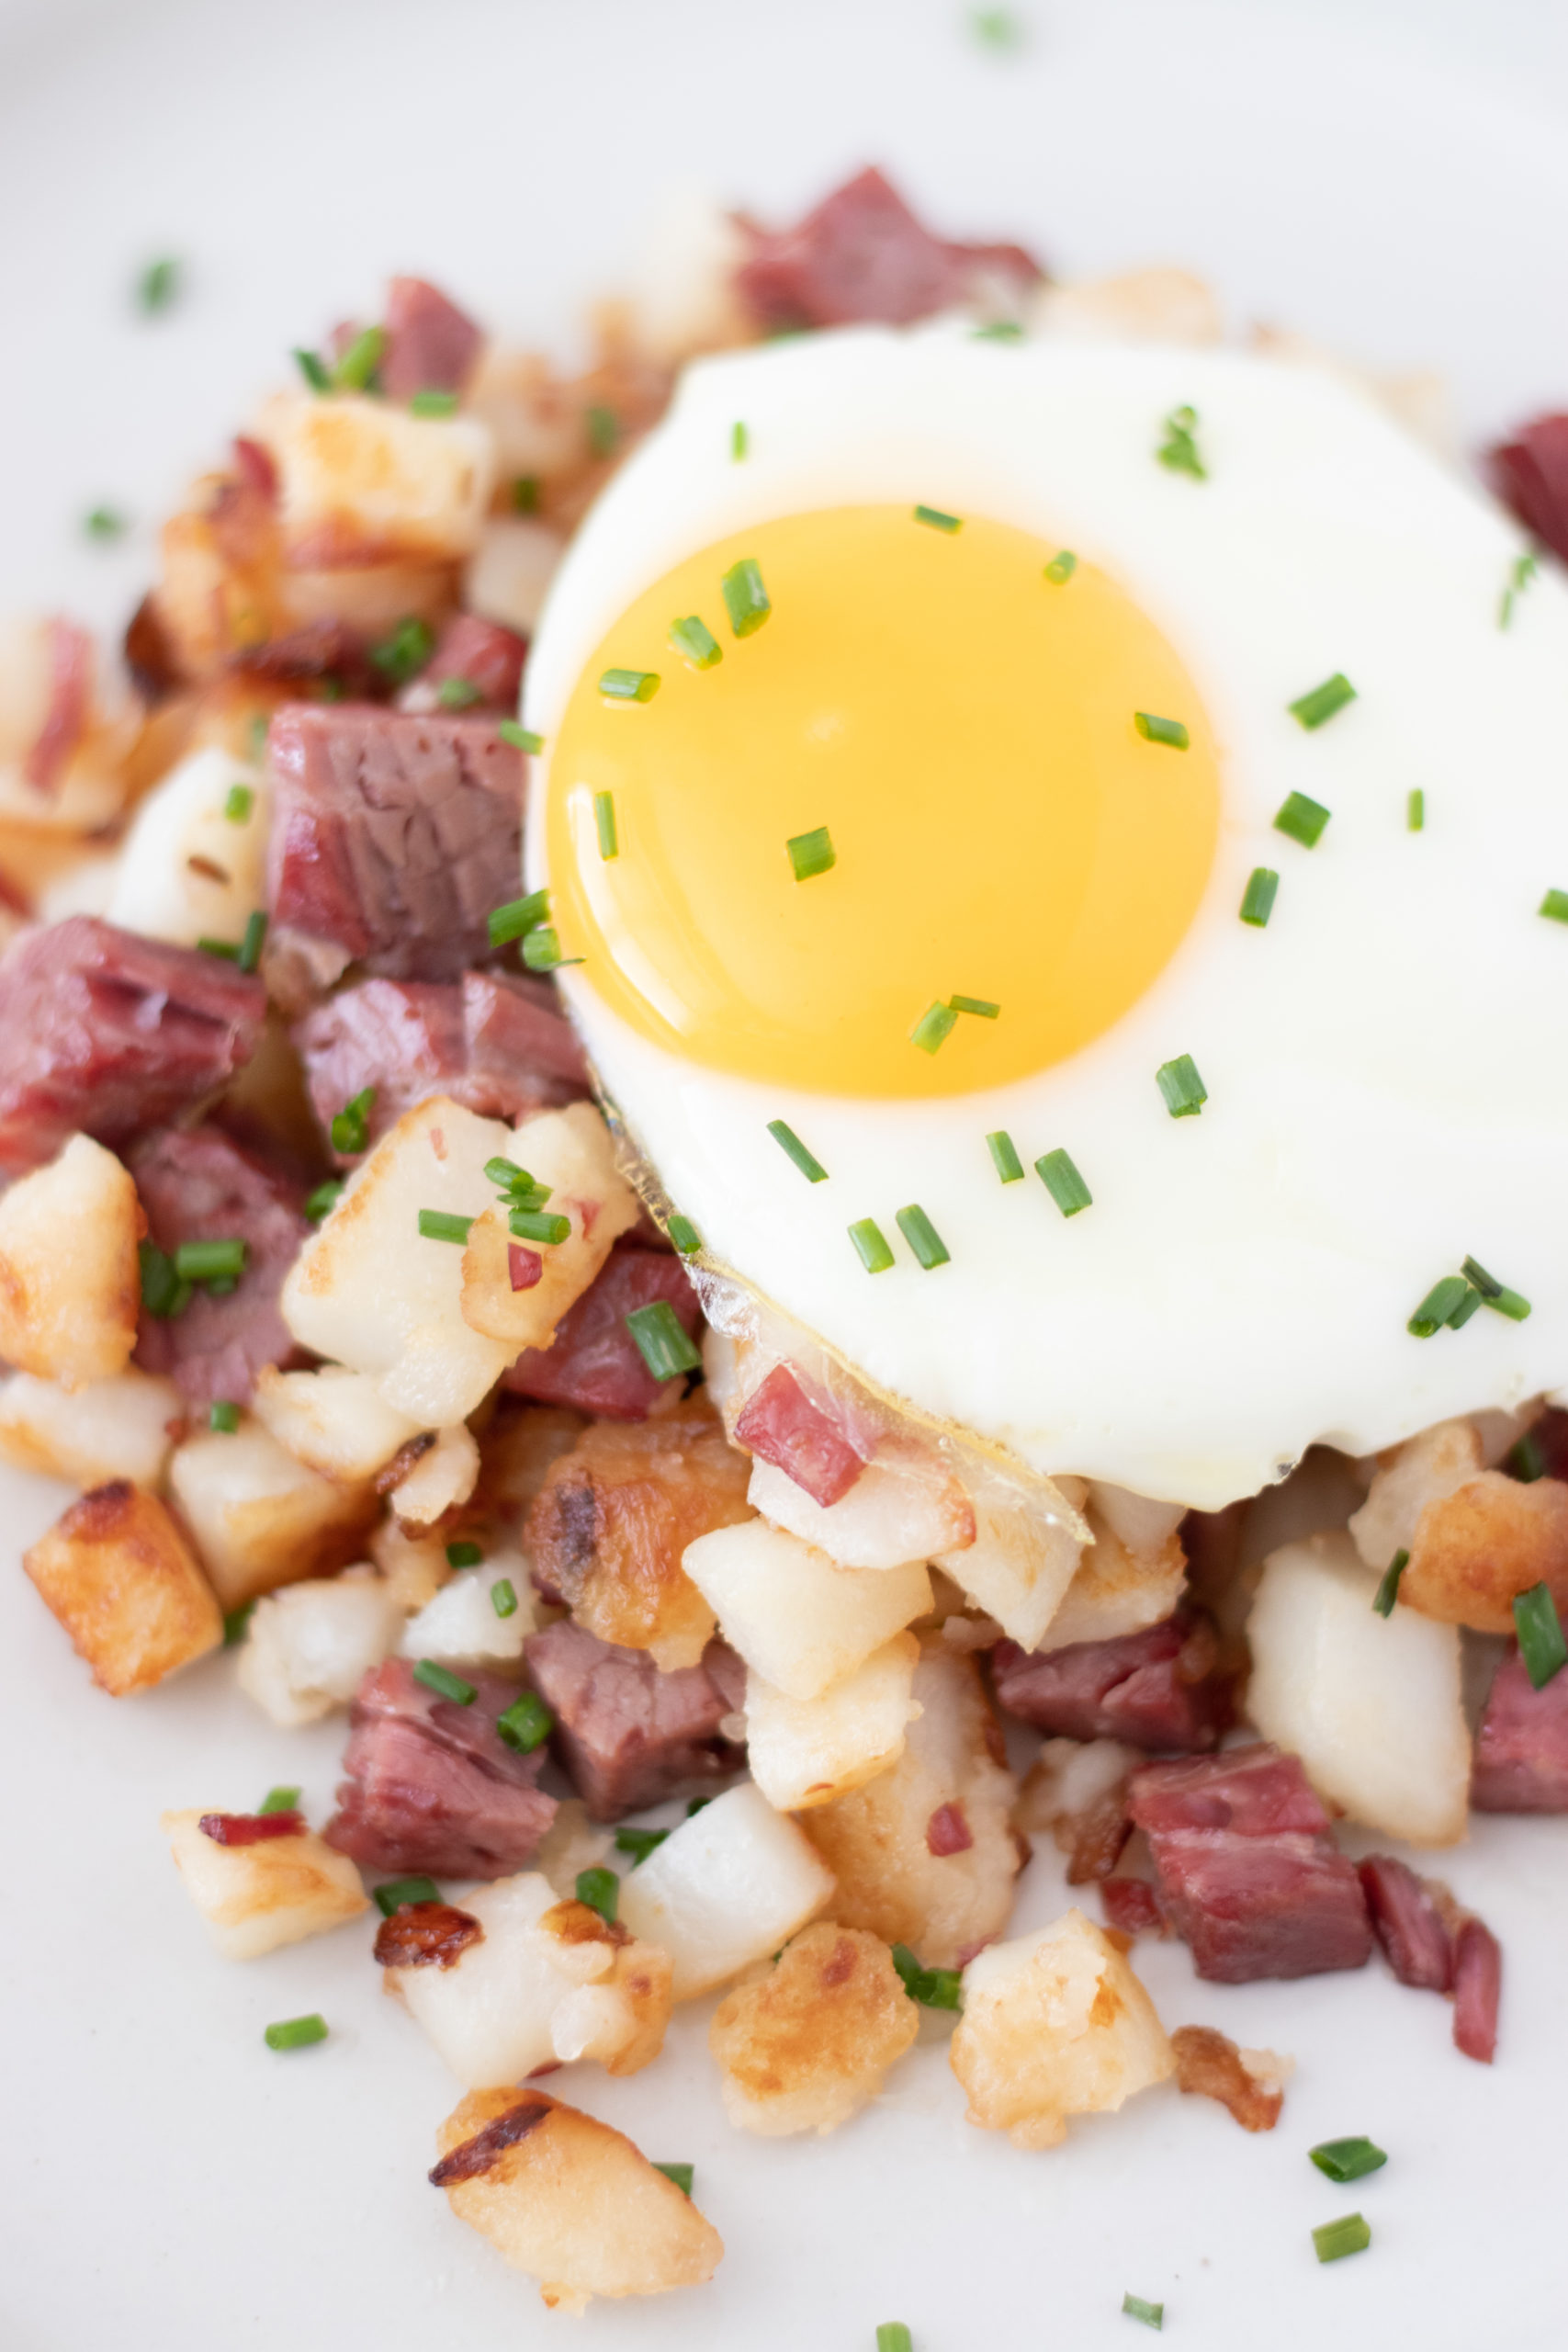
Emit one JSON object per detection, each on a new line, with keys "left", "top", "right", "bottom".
{"left": 543, "top": 506, "right": 1221, "bottom": 1098}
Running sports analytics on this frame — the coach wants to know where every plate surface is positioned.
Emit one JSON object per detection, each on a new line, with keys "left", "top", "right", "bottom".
{"left": 2, "top": 4, "right": 1566, "bottom": 2347}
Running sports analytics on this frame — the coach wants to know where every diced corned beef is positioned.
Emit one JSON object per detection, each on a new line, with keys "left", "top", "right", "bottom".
{"left": 1129, "top": 1744, "right": 1333, "bottom": 1839}
{"left": 462, "top": 968, "right": 590, "bottom": 1095}
{"left": 24, "top": 618, "right": 94, "bottom": 794}
{"left": 233, "top": 619, "right": 371, "bottom": 695}
{"left": 509, "top": 1244, "right": 543, "bottom": 1290}
{"left": 735, "top": 166, "right": 1043, "bottom": 331}
{"left": 1488, "top": 414, "right": 1568, "bottom": 567}
{"left": 130, "top": 1125, "right": 309, "bottom": 1406}
{"left": 1452, "top": 1917, "right": 1502, "bottom": 2064}
{"left": 231, "top": 435, "right": 278, "bottom": 501}
{"left": 1357, "top": 1853, "right": 1454, "bottom": 1992}
{"left": 1472, "top": 1645, "right": 1568, "bottom": 1812}
{"left": 1100, "top": 1876, "right": 1165, "bottom": 1938}
{"left": 406, "top": 614, "right": 527, "bottom": 713}
{"left": 265, "top": 704, "right": 524, "bottom": 988}
{"left": 198, "top": 1809, "right": 306, "bottom": 1845}
{"left": 0, "top": 917, "right": 266, "bottom": 1177}
{"left": 925, "top": 1801, "right": 974, "bottom": 1857}
{"left": 523, "top": 1617, "right": 744, "bottom": 1820}
{"left": 381, "top": 276, "right": 484, "bottom": 402}
{"left": 324, "top": 1657, "right": 556, "bottom": 1879}
{"left": 502, "top": 1240, "right": 702, "bottom": 1419}
{"left": 732, "top": 1363, "right": 864, "bottom": 1508}
{"left": 992, "top": 1610, "right": 1234, "bottom": 1753}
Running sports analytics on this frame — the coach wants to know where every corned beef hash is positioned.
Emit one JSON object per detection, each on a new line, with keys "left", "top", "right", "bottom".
{"left": 6, "top": 164, "right": 1568, "bottom": 2319}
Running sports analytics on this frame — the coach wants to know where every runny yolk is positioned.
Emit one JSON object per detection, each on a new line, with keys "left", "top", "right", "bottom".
{"left": 543, "top": 505, "right": 1222, "bottom": 1098}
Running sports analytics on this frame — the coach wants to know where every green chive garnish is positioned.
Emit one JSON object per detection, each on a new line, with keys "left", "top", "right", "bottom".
{"left": 787, "top": 825, "right": 836, "bottom": 882}
{"left": 331, "top": 1085, "right": 376, "bottom": 1156}
{"left": 615, "top": 1826, "right": 670, "bottom": 1862}
{"left": 731, "top": 420, "right": 749, "bottom": 461}
{"left": 409, "top": 388, "right": 458, "bottom": 416}
{"left": 209, "top": 1400, "right": 241, "bottom": 1433}
{"left": 174, "top": 1238, "right": 248, "bottom": 1283}
{"left": 876, "top": 2327, "right": 914, "bottom": 2352}
{"left": 369, "top": 615, "right": 434, "bottom": 684}
{"left": 1500, "top": 550, "right": 1538, "bottom": 629}
{"left": 1462, "top": 1255, "right": 1531, "bottom": 1321}
{"left": 265, "top": 2014, "right": 328, "bottom": 2052}
{"left": 85, "top": 504, "right": 130, "bottom": 540}
{"left": 626, "top": 1300, "right": 702, "bottom": 1382}
{"left": 224, "top": 784, "right": 254, "bottom": 824}
{"left": 1156, "top": 404, "right": 1206, "bottom": 480}
{"left": 258, "top": 1785, "right": 301, "bottom": 1815}
{"left": 1407, "top": 788, "right": 1425, "bottom": 832}
{"left": 491, "top": 1578, "right": 518, "bottom": 1619}
{"left": 1310, "top": 2137, "right": 1388, "bottom": 2183}
{"left": 1043, "top": 548, "right": 1077, "bottom": 584}
{"left": 1313, "top": 2214, "right": 1371, "bottom": 2264}
{"left": 333, "top": 324, "right": 386, "bottom": 392}
{"left": 489, "top": 888, "right": 549, "bottom": 948}
{"left": 412, "top": 1660, "right": 476, "bottom": 1705}
{"left": 896, "top": 1204, "right": 950, "bottom": 1271}
{"left": 197, "top": 937, "right": 239, "bottom": 961}
{"left": 585, "top": 404, "right": 618, "bottom": 458}
{"left": 1036, "top": 1148, "right": 1092, "bottom": 1217}
{"left": 305, "top": 1180, "right": 344, "bottom": 1223}
{"left": 594, "top": 790, "right": 618, "bottom": 860}
{"left": 1274, "top": 791, "right": 1331, "bottom": 848}
{"left": 973, "top": 318, "right": 1024, "bottom": 340}
{"left": 599, "top": 668, "right": 660, "bottom": 702}
{"left": 654, "top": 2162, "right": 694, "bottom": 2195}
{"left": 721, "top": 558, "right": 771, "bottom": 637}
{"left": 1371, "top": 1550, "right": 1408, "bottom": 1617}
{"left": 949, "top": 994, "right": 999, "bottom": 1019}
{"left": 1407, "top": 1274, "right": 1472, "bottom": 1337}
{"left": 913, "top": 504, "right": 962, "bottom": 533}
{"left": 1156, "top": 1055, "right": 1207, "bottom": 1118}
{"left": 849, "top": 1218, "right": 895, "bottom": 1273}
{"left": 373, "top": 1875, "right": 440, "bottom": 1917}
{"left": 767, "top": 1120, "right": 828, "bottom": 1182}
{"left": 522, "top": 926, "right": 581, "bottom": 972}
{"left": 435, "top": 675, "right": 484, "bottom": 709}
{"left": 446, "top": 1540, "right": 483, "bottom": 1568}
{"left": 670, "top": 615, "right": 723, "bottom": 670}
{"left": 509, "top": 1206, "right": 571, "bottom": 1246}
{"left": 910, "top": 1001, "right": 958, "bottom": 1055}
{"left": 222, "top": 1600, "right": 254, "bottom": 1647}
{"left": 1448, "top": 1283, "right": 1483, "bottom": 1329}
{"left": 1509, "top": 1430, "right": 1548, "bottom": 1483}
{"left": 686, "top": 1796, "right": 712, "bottom": 1816}
{"left": 1289, "top": 673, "right": 1357, "bottom": 729}
{"left": 137, "top": 256, "right": 182, "bottom": 314}
{"left": 496, "top": 719, "right": 545, "bottom": 755}
{"left": 238, "top": 910, "right": 267, "bottom": 973}
{"left": 987, "top": 1130, "right": 1024, "bottom": 1183}
{"left": 1240, "top": 866, "right": 1279, "bottom": 926}
{"left": 1540, "top": 888, "right": 1568, "bottom": 924}
{"left": 417, "top": 1209, "right": 473, "bottom": 1245}
{"left": 512, "top": 474, "right": 540, "bottom": 513}
{"left": 667, "top": 1214, "right": 702, "bottom": 1256}
{"left": 1134, "top": 711, "right": 1190, "bottom": 750}
{"left": 139, "top": 1241, "right": 190, "bottom": 1319}
{"left": 497, "top": 1692, "right": 553, "bottom": 1753}
{"left": 890, "top": 1943, "right": 962, "bottom": 2009}
{"left": 1122, "top": 2295, "right": 1164, "bottom": 2331}
{"left": 293, "top": 346, "right": 332, "bottom": 393}
{"left": 1514, "top": 1582, "right": 1567, "bottom": 1689}
{"left": 576, "top": 1866, "right": 619, "bottom": 1925}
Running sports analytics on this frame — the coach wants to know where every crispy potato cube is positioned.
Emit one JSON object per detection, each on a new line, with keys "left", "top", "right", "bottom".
{"left": 459, "top": 1103, "right": 640, "bottom": 1347}
{"left": 369, "top": 1514, "right": 452, "bottom": 1612}
{"left": 935, "top": 1472, "right": 1087, "bottom": 1652}
{"left": 1348, "top": 1419, "right": 1483, "bottom": 1569}
{"left": 474, "top": 1400, "right": 586, "bottom": 1526}
{"left": 683, "top": 1515, "right": 931, "bottom": 1699}
{"left": 105, "top": 741, "right": 270, "bottom": 950}
{"left": 398, "top": 1549, "right": 535, "bottom": 1666}
{"left": 1033, "top": 1500, "right": 1187, "bottom": 1650}
{"left": 951, "top": 1907, "right": 1175, "bottom": 2149}
{"left": 389, "top": 1421, "right": 479, "bottom": 1528}
{"left": 540, "top": 1897, "right": 673, "bottom": 2076}
{"left": 708, "top": 1922, "right": 919, "bottom": 2136}
{"left": 746, "top": 1634, "right": 921, "bottom": 1813}
{"left": 0, "top": 1366, "right": 180, "bottom": 1488}
{"left": 167, "top": 1421, "right": 377, "bottom": 1608}
{"left": 749, "top": 1451, "right": 975, "bottom": 1568}
{"left": 255, "top": 390, "right": 494, "bottom": 564}
{"left": 0, "top": 1133, "right": 142, "bottom": 1387}
{"left": 618, "top": 1781, "right": 836, "bottom": 1998}
{"left": 1402, "top": 1470, "right": 1568, "bottom": 1633}
{"left": 252, "top": 1364, "right": 423, "bottom": 1482}
{"left": 24, "top": 1480, "right": 221, "bottom": 1694}
{"left": 1033, "top": 265, "right": 1224, "bottom": 345}
{"left": 433, "top": 2086, "right": 723, "bottom": 2314}
{"left": 0, "top": 615, "right": 133, "bottom": 832}
{"left": 236, "top": 1571, "right": 402, "bottom": 1726}
{"left": 161, "top": 1806, "right": 367, "bottom": 1959}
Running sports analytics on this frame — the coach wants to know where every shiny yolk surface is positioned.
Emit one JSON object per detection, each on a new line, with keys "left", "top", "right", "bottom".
{"left": 544, "top": 506, "right": 1222, "bottom": 1097}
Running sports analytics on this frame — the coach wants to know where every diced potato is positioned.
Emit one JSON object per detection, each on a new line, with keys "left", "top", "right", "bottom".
{"left": 433, "top": 2086, "right": 722, "bottom": 2313}
{"left": 683, "top": 1515, "right": 931, "bottom": 1699}
{"left": 709, "top": 1922, "right": 919, "bottom": 2137}
{"left": 281, "top": 1097, "right": 518, "bottom": 1427}
{"left": 1016, "top": 1736, "right": 1141, "bottom": 1838}
{"left": 161, "top": 1806, "right": 367, "bottom": 1960}
{"left": 235, "top": 1570, "right": 401, "bottom": 1726}
{"left": 459, "top": 1103, "right": 640, "bottom": 1348}
{"left": 0, "top": 615, "right": 133, "bottom": 832}
{"left": 254, "top": 390, "right": 495, "bottom": 565}
{"left": 935, "top": 1473, "right": 1087, "bottom": 1652}
{"left": 475, "top": 1401, "right": 586, "bottom": 1527}
{"left": 1247, "top": 1532, "right": 1469, "bottom": 1844}
{"left": 631, "top": 187, "right": 753, "bottom": 359}
{"left": 1033, "top": 1500, "right": 1186, "bottom": 1650}
{"left": 540, "top": 1899, "right": 673, "bottom": 2075}
{"left": 1088, "top": 1481, "right": 1187, "bottom": 1552}
{"left": 24, "top": 1480, "right": 222, "bottom": 1695}
{"left": 745, "top": 1635, "right": 922, "bottom": 1813}
{"left": 252, "top": 1363, "right": 423, "bottom": 1482}
{"left": 748, "top": 1452, "right": 975, "bottom": 1569}
{"left": 464, "top": 516, "right": 568, "bottom": 638}
{"left": 0, "top": 1366, "right": 180, "bottom": 1488}
{"left": 1032, "top": 266, "right": 1224, "bottom": 345}
{"left": 952, "top": 1908, "right": 1175, "bottom": 2149}
{"left": 369, "top": 1514, "right": 452, "bottom": 1612}
{"left": 398, "top": 1550, "right": 535, "bottom": 1666}
{"left": 1401, "top": 1470, "right": 1568, "bottom": 1634}
{"left": 36, "top": 847, "right": 119, "bottom": 921}
{"left": 105, "top": 741, "right": 269, "bottom": 950}
{"left": 618, "top": 1782, "right": 836, "bottom": 1999}
{"left": 1348, "top": 1419, "right": 1483, "bottom": 1570}
{"left": 168, "top": 1422, "right": 378, "bottom": 1609}
{"left": 0, "top": 1133, "right": 142, "bottom": 1387}
{"left": 389, "top": 1422, "right": 479, "bottom": 1528}
{"left": 800, "top": 1639, "right": 1021, "bottom": 1970}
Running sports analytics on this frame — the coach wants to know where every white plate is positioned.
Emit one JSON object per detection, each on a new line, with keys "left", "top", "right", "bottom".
{"left": 3, "top": 3, "right": 1567, "bottom": 2346}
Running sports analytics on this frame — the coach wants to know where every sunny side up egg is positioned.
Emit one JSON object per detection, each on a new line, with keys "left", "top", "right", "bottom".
{"left": 522, "top": 326, "right": 1568, "bottom": 1510}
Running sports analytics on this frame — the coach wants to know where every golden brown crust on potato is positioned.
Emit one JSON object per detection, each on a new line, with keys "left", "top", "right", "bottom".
{"left": 25, "top": 1479, "right": 222, "bottom": 1694}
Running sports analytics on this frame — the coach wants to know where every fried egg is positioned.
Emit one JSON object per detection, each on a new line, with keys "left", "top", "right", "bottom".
{"left": 523, "top": 326, "right": 1568, "bottom": 1509}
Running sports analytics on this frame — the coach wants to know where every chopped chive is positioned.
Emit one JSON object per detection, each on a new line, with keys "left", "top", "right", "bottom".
{"left": 949, "top": 994, "right": 999, "bottom": 1019}
{"left": 265, "top": 2013, "right": 328, "bottom": 2052}
{"left": 204, "top": 1277, "right": 239, "bottom": 1299}
{"left": 209, "top": 1399, "right": 241, "bottom": 1433}
{"left": 575, "top": 1866, "right": 619, "bottom": 1925}
{"left": 138, "top": 1240, "right": 190, "bottom": 1319}
{"left": 369, "top": 614, "right": 434, "bottom": 684}
{"left": 496, "top": 718, "right": 545, "bottom": 755}
{"left": 972, "top": 6, "right": 1023, "bottom": 44}
{"left": 721, "top": 558, "right": 772, "bottom": 637}
{"left": 512, "top": 473, "right": 540, "bottom": 513}
{"left": 594, "top": 789, "right": 618, "bottom": 860}
{"left": 435, "top": 674, "right": 484, "bottom": 709}
{"left": 1156, "top": 1055, "right": 1207, "bottom": 1118}
{"left": 910, "top": 1001, "right": 958, "bottom": 1055}
{"left": 626, "top": 1299, "right": 702, "bottom": 1381}
{"left": 1035, "top": 1148, "right": 1092, "bottom": 1217}
{"left": 1490, "top": 1284, "right": 1530, "bottom": 1322}
{"left": 1043, "top": 548, "right": 1077, "bottom": 584}
{"left": 490, "top": 1577, "right": 518, "bottom": 1619}
{"left": 890, "top": 1943, "right": 962, "bottom": 2009}
{"left": 653, "top": 2161, "right": 694, "bottom": 2195}
{"left": 1240, "top": 866, "right": 1279, "bottom": 927}
{"left": 412, "top": 1660, "right": 476, "bottom": 1705}
{"left": 1288, "top": 673, "right": 1357, "bottom": 729}
{"left": 987, "top": 1130, "right": 1024, "bottom": 1183}
{"left": 1310, "top": 2136, "right": 1388, "bottom": 2183}
{"left": 1407, "top": 1274, "right": 1472, "bottom": 1337}
{"left": 197, "top": 936, "right": 239, "bottom": 961}
{"left": 222, "top": 1600, "right": 255, "bottom": 1647}
{"left": 85, "top": 504, "right": 130, "bottom": 541}
{"left": 1509, "top": 1430, "right": 1548, "bottom": 1484}
{"left": 238, "top": 910, "right": 267, "bottom": 973}
{"left": 293, "top": 346, "right": 333, "bottom": 393}
{"left": 913, "top": 504, "right": 962, "bottom": 533}
{"left": 258, "top": 1785, "right": 302, "bottom": 1815}
{"left": 445, "top": 1540, "right": 483, "bottom": 1569}
{"left": 767, "top": 1119, "right": 828, "bottom": 1182}
{"left": 599, "top": 667, "right": 660, "bottom": 702}
{"left": 522, "top": 925, "right": 581, "bottom": 972}
{"left": 670, "top": 614, "right": 723, "bottom": 670}
{"left": 1134, "top": 711, "right": 1190, "bottom": 751}
{"left": 615, "top": 1826, "right": 670, "bottom": 1862}
{"left": 876, "top": 2328, "right": 913, "bottom": 2352}
{"left": 330, "top": 1085, "right": 376, "bottom": 1156}
{"left": 137, "top": 255, "right": 181, "bottom": 314}
{"left": 667, "top": 1214, "right": 703, "bottom": 1256}
{"left": 849, "top": 1217, "right": 895, "bottom": 1273}
{"left": 497, "top": 1691, "right": 554, "bottom": 1753}
{"left": 409, "top": 387, "right": 459, "bottom": 416}
{"left": 585, "top": 404, "right": 618, "bottom": 458}
{"left": 489, "top": 888, "right": 549, "bottom": 947}
{"left": 417, "top": 1209, "right": 473, "bottom": 1245}
{"left": 686, "top": 1796, "right": 712, "bottom": 1816}
{"left": 896, "top": 1204, "right": 949, "bottom": 1271}
{"left": 1156, "top": 403, "right": 1206, "bottom": 480}
{"left": 223, "top": 783, "right": 254, "bottom": 824}
{"left": 246, "top": 711, "right": 270, "bottom": 761}
{"left": 1371, "top": 1549, "right": 1409, "bottom": 1617}
{"left": 1273, "top": 791, "right": 1331, "bottom": 848}
{"left": 1540, "top": 888, "right": 1568, "bottom": 925}
{"left": 1122, "top": 2296, "right": 1164, "bottom": 2331}
{"left": 973, "top": 319, "right": 1024, "bottom": 340}
{"left": 509, "top": 1206, "right": 572, "bottom": 1246}
{"left": 174, "top": 1238, "right": 248, "bottom": 1283}
{"left": 731, "top": 420, "right": 749, "bottom": 461}
{"left": 483, "top": 1157, "right": 527, "bottom": 1193}
{"left": 305, "top": 1180, "right": 344, "bottom": 1223}
{"left": 1500, "top": 549, "right": 1538, "bottom": 629}
{"left": 1313, "top": 2214, "right": 1371, "bottom": 2264}
{"left": 1514, "top": 1581, "right": 1568, "bottom": 1689}
{"left": 333, "top": 324, "right": 386, "bottom": 391}
{"left": 786, "top": 825, "right": 836, "bottom": 882}
{"left": 374, "top": 1875, "right": 440, "bottom": 1917}
{"left": 1407, "top": 788, "right": 1425, "bottom": 832}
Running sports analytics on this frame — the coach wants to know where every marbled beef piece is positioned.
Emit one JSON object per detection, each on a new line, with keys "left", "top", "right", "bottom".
{"left": 1452, "top": 1917, "right": 1502, "bottom": 2064}
{"left": 732, "top": 1363, "right": 865, "bottom": 1508}
{"left": 1472, "top": 1645, "right": 1568, "bottom": 1812}
{"left": 1357, "top": 1853, "right": 1454, "bottom": 1992}
{"left": 402, "top": 614, "right": 527, "bottom": 715}
{"left": 0, "top": 917, "right": 265, "bottom": 1176}
{"left": 130, "top": 1125, "right": 310, "bottom": 1407}
{"left": 1488, "top": 413, "right": 1568, "bottom": 566}
{"left": 324, "top": 1657, "right": 556, "bottom": 1880}
{"left": 502, "top": 1239, "right": 702, "bottom": 1419}
{"left": 380, "top": 276, "right": 484, "bottom": 402}
{"left": 524, "top": 1618, "right": 745, "bottom": 1820}
{"left": 265, "top": 704, "right": 524, "bottom": 990}
{"left": 992, "top": 1610, "right": 1234, "bottom": 1753}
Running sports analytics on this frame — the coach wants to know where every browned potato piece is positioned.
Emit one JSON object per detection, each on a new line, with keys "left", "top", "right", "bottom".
{"left": 432, "top": 2086, "right": 723, "bottom": 2313}
{"left": 475, "top": 1401, "right": 586, "bottom": 1527}
{"left": 167, "top": 1423, "right": 378, "bottom": 1609}
{"left": 24, "top": 1481, "right": 222, "bottom": 1694}
{"left": 0, "top": 1134, "right": 143, "bottom": 1388}
{"left": 1401, "top": 1471, "right": 1568, "bottom": 1633}
{"left": 162, "top": 1808, "right": 367, "bottom": 1959}
{"left": 525, "top": 1397, "right": 750, "bottom": 1669}
{"left": 537, "top": 1897, "right": 673, "bottom": 2075}
{"left": 708, "top": 1923, "right": 919, "bottom": 2136}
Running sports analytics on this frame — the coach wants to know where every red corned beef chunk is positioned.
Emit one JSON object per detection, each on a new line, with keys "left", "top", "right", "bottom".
{"left": 1452, "top": 1917, "right": 1502, "bottom": 2064}
{"left": 265, "top": 705, "right": 524, "bottom": 989}
{"left": 130, "top": 1125, "right": 310, "bottom": 1406}
{"left": 503, "top": 1240, "right": 702, "bottom": 1419}
{"left": 1488, "top": 413, "right": 1568, "bottom": 566}
{"left": 992, "top": 1609, "right": 1234, "bottom": 1753}
{"left": 380, "top": 276, "right": 484, "bottom": 402}
{"left": 1100, "top": 1877, "right": 1166, "bottom": 1938}
{"left": 25, "top": 617, "right": 94, "bottom": 793}
{"left": 407, "top": 614, "right": 527, "bottom": 714}
{"left": 1128, "top": 1745, "right": 1371, "bottom": 1983}
{"left": 523, "top": 1618, "right": 745, "bottom": 1820}
{"left": 1357, "top": 1853, "right": 1454, "bottom": 1992}
{"left": 732, "top": 1363, "right": 864, "bottom": 1508}
{"left": 0, "top": 917, "right": 265, "bottom": 1175}
{"left": 1472, "top": 1645, "right": 1568, "bottom": 1812}
{"left": 735, "top": 165, "right": 1043, "bottom": 332}
{"left": 324, "top": 1657, "right": 556, "bottom": 1879}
